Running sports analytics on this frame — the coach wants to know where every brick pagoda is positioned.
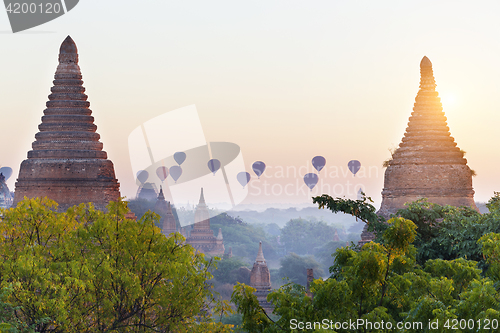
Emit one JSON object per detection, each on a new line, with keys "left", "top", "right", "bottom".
{"left": 13, "top": 36, "right": 120, "bottom": 211}
{"left": 250, "top": 241, "right": 273, "bottom": 312}
{"left": 154, "top": 186, "right": 177, "bottom": 236}
{"left": 378, "top": 56, "right": 477, "bottom": 218}
{"left": 185, "top": 188, "right": 225, "bottom": 256}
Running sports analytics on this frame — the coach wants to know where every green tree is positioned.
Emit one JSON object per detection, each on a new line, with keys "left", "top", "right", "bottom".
{"left": 126, "top": 198, "right": 156, "bottom": 220}
{"left": 232, "top": 194, "right": 500, "bottom": 333}
{"left": 232, "top": 216, "right": 418, "bottom": 332}
{"left": 0, "top": 197, "right": 232, "bottom": 333}
{"left": 394, "top": 195, "right": 500, "bottom": 268}
{"left": 210, "top": 213, "right": 276, "bottom": 260}
{"left": 313, "top": 193, "right": 387, "bottom": 242}
{"left": 231, "top": 283, "right": 281, "bottom": 333}
{"left": 211, "top": 257, "right": 250, "bottom": 285}
{"left": 278, "top": 253, "right": 324, "bottom": 286}
{"left": 280, "top": 218, "right": 336, "bottom": 255}
{"left": 127, "top": 198, "right": 181, "bottom": 230}
{"left": 314, "top": 241, "right": 346, "bottom": 270}
{"left": 394, "top": 198, "right": 481, "bottom": 264}
{"left": 0, "top": 285, "right": 49, "bottom": 333}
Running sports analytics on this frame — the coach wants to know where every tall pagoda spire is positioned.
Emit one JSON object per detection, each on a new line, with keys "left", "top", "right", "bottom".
{"left": 419, "top": 56, "right": 436, "bottom": 91}
{"left": 214, "top": 228, "right": 225, "bottom": 254}
{"left": 377, "top": 56, "right": 477, "bottom": 218}
{"left": 13, "top": 36, "right": 120, "bottom": 211}
{"left": 193, "top": 188, "right": 210, "bottom": 229}
{"left": 185, "top": 188, "right": 224, "bottom": 256}
{"left": 154, "top": 185, "right": 177, "bottom": 236}
{"left": 255, "top": 241, "right": 266, "bottom": 264}
{"left": 158, "top": 185, "right": 165, "bottom": 201}
{"left": 199, "top": 187, "right": 206, "bottom": 204}
{"left": 216, "top": 228, "right": 223, "bottom": 240}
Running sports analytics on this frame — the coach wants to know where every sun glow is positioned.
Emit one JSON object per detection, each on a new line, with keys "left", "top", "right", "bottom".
{"left": 440, "top": 93, "right": 458, "bottom": 108}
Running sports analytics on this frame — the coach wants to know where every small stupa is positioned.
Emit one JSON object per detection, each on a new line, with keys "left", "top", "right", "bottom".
{"left": 332, "top": 229, "right": 340, "bottom": 242}
{"left": 357, "top": 188, "right": 364, "bottom": 200}
{"left": 378, "top": 56, "right": 477, "bottom": 218}
{"left": 193, "top": 188, "right": 210, "bottom": 228}
{"left": 13, "top": 36, "right": 120, "bottom": 211}
{"left": 0, "top": 173, "right": 13, "bottom": 209}
{"left": 250, "top": 241, "right": 273, "bottom": 312}
{"left": 214, "top": 228, "right": 225, "bottom": 254}
{"left": 225, "top": 246, "right": 233, "bottom": 258}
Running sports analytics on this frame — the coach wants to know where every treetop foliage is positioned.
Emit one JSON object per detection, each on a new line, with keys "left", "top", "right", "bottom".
{"left": 210, "top": 213, "right": 276, "bottom": 260}
{"left": 280, "top": 218, "right": 337, "bottom": 256}
{"left": 0, "top": 197, "right": 233, "bottom": 333}
{"left": 278, "top": 253, "right": 324, "bottom": 286}
{"left": 313, "top": 193, "right": 384, "bottom": 225}
{"left": 232, "top": 193, "right": 500, "bottom": 333}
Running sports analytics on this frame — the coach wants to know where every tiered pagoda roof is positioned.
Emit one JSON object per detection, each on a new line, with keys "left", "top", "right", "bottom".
{"left": 378, "top": 56, "right": 477, "bottom": 217}
{"left": 13, "top": 36, "right": 120, "bottom": 210}
{"left": 250, "top": 241, "right": 273, "bottom": 312}
{"left": 154, "top": 186, "right": 177, "bottom": 236}
{"left": 185, "top": 188, "right": 224, "bottom": 256}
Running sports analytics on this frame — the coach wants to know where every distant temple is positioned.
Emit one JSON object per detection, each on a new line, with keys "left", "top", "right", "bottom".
{"left": 250, "top": 242, "right": 273, "bottom": 312}
{"left": 154, "top": 186, "right": 177, "bottom": 236}
{"left": 137, "top": 182, "right": 159, "bottom": 201}
{"left": 225, "top": 247, "right": 233, "bottom": 258}
{"left": 357, "top": 188, "right": 364, "bottom": 200}
{"left": 378, "top": 56, "right": 477, "bottom": 218}
{"left": 13, "top": 36, "right": 120, "bottom": 211}
{"left": 155, "top": 188, "right": 225, "bottom": 256}
{"left": 0, "top": 173, "right": 13, "bottom": 209}
{"left": 306, "top": 268, "right": 314, "bottom": 298}
{"left": 332, "top": 229, "right": 340, "bottom": 242}
{"left": 184, "top": 188, "right": 225, "bottom": 256}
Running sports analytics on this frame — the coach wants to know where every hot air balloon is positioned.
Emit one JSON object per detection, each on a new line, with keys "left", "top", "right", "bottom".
{"left": 0, "top": 167, "right": 13, "bottom": 180}
{"left": 136, "top": 170, "right": 149, "bottom": 184}
{"left": 303, "top": 173, "right": 319, "bottom": 191}
{"left": 237, "top": 172, "right": 251, "bottom": 188}
{"left": 348, "top": 160, "right": 361, "bottom": 177}
{"left": 156, "top": 166, "right": 169, "bottom": 182}
{"left": 312, "top": 156, "right": 326, "bottom": 173}
{"left": 169, "top": 166, "right": 182, "bottom": 183}
{"left": 252, "top": 161, "right": 266, "bottom": 179}
{"left": 174, "top": 152, "right": 186, "bottom": 165}
{"left": 207, "top": 159, "right": 221, "bottom": 175}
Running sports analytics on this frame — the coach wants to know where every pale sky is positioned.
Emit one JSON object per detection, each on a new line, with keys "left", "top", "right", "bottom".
{"left": 1, "top": 1, "right": 500, "bottom": 209}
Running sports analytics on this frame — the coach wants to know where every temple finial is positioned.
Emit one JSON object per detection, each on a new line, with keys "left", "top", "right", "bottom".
{"left": 255, "top": 241, "right": 266, "bottom": 264}
{"left": 13, "top": 37, "right": 120, "bottom": 211}
{"left": 58, "top": 36, "right": 78, "bottom": 64}
{"left": 419, "top": 56, "right": 436, "bottom": 91}
{"left": 157, "top": 185, "right": 165, "bottom": 201}
{"left": 420, "top": 56, "right": 432, "bottom": 68}
{"left": 199, "top": 188, "right": 205, "bottom": 204}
